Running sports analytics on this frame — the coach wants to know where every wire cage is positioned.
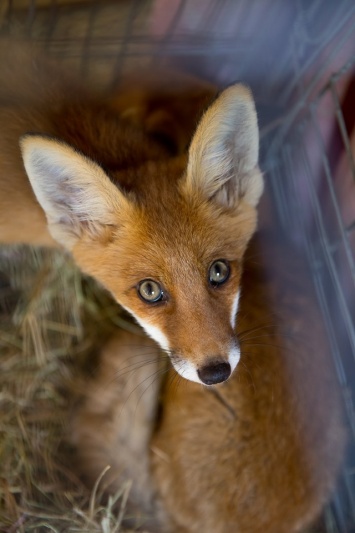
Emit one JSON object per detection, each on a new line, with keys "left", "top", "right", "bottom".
{"left": 0, "top": 1, "right": 354, "bottom": 531}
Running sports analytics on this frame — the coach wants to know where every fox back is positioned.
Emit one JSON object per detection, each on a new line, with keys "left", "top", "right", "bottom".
{"left": 0, "top": 41, "right": 263, "bottom": 384}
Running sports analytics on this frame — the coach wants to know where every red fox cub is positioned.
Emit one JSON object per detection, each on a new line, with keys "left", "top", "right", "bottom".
{"left": 70, "top": 235, "right": 345, "bottom": 533}
{"left": 0, "top": 42, "right": 262, "bottom": 385}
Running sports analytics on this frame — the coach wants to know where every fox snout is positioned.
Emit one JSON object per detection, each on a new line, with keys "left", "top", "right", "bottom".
{"left": 167, "top": 331, "right": 241, "bottom": 386}
{"left": 173, "top": 355, "right": 234, "bottom": 386}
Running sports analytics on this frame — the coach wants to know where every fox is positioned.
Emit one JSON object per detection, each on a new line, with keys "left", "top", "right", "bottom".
{"left": 0, "top": 42, "right": 345, "bottom": 532}
{"left": 0, "top": 41, "right": 262, "bottom": 386}
{"left": 70, "top": 234, "right": 346, "bottom": 533}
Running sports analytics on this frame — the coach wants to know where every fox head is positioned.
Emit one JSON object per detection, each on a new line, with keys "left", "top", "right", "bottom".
{"left": 20, "top": 84, "right": 263, "bottom": 386}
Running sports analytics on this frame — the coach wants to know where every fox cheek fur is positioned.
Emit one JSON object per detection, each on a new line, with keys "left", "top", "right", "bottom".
{"left": 20, "top": 84, "right": 263, "bottom": 385}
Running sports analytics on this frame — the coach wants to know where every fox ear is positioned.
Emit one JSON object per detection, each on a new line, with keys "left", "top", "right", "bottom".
{"left": 20, "top": 135, "right": 129, "bottom": 249}
{"left": 183, "top": 84, "right": 263, "bottom": 208}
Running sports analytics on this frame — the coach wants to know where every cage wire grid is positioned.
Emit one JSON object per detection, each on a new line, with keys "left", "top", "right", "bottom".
{"left": 0, "top": 0, "right": 355, "bottom": 532}
{"left": 265, "top": 62, "right": 355, "bottom": 531}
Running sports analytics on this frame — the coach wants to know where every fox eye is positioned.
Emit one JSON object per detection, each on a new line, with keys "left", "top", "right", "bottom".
{"left": 209, "top": 260, "right": 230, "bottom": 287}
{"left": 138, "top": 279, "right": 164, "bottom": 303}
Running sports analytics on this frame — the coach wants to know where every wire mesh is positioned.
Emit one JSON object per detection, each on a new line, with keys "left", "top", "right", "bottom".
{"left": 0, "top": 0, "right": 354, "bottom": 531}
{"left": 265, "top": 56, "right": 355, "bottom": 530}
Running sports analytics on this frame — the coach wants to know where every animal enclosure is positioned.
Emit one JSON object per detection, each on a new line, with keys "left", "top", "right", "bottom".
{"left": 0, "top": 1, "right": 354, "bottom": 531}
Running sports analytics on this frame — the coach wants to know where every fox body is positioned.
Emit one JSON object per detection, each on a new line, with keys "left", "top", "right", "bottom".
{"left": 0, "top": 44, "right": 345, "bottom": 531}
{"left": 70, "top": 235, "right": 345, "bottom": 533}
{"left": 0, "top": 44, "right": 262, "bottom": 385}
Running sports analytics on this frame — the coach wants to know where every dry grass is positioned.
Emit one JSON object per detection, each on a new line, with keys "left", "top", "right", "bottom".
{"left": 0, "top": 245, "right": 142, "bottom": 532}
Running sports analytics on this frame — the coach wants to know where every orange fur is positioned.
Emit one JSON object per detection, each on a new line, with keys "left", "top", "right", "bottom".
{"left": 0, "top": 40, "right": 262, "bottom": 384}
{"left": 70, "top": 234, "right": 346, "bottom": 532}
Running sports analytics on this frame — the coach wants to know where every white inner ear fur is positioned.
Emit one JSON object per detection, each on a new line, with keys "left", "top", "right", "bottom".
{"left": 183, "top": 84, "right": 263, "bottom": 208}
{"left": 20, "top": 135, "right": 129, "bottom": 249}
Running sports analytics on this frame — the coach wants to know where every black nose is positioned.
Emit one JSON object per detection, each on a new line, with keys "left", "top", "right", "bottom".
{"left": 197, "top": 361, "right": 231, "bottom": 385}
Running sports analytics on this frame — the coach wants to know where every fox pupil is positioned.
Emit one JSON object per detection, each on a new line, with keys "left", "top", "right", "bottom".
{"left": 146, "top": 283, "right": 154, "bottom": 296}
{"left": 209, "top": 260, "right": 230, "bottom": 287}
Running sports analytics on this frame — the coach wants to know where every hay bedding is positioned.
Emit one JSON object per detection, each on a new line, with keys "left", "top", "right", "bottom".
{"left": 0, "top": 246, "right": 144, "bottom": 532}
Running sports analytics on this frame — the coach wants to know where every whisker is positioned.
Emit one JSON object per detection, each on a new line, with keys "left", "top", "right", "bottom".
{"left": 238, "top": 351, "right": 270, "bottom": 378}
{"left": 120, "top": 364, "right": 170, "bottom": 416}
{"left": 238, "top": 323, "right": 278, "bottom": 341}
{"left": 241, "top": 341, "right": 302, "bottom": 356}
{"left": 166, "top": 366, "right": 183, "bottom": 397}
{"left": 94, "top": 357, "right": 162, "bottom": 393}
{"left": 239, "top": 360, "right": 256, "bottom": 393}
{"left": 79, "top": 344, "right": 168, "bottom": 378}
{"left": 110, "top": 357, "right": 162, "bottom": 381}
{"left": 133, "top": 366, "right": 171, "bottom": 417}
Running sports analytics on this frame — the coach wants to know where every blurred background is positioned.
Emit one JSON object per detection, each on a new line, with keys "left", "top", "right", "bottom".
{"left": 0, "top": 1, "right": 354, "bottom": 531}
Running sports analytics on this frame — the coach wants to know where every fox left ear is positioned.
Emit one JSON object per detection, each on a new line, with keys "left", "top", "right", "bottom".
{"left": 20, "top": 135, "right": 131, "bottom": 250}
{"left": 182, "top": 84, "right": 263, "bottom": 208}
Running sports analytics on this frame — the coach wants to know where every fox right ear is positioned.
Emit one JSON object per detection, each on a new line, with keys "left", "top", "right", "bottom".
{"left": 20, "top": 135, "right": 131, "bottom": 250}
{"left": 182, "top": 84, "right": 263, "bottom": 209}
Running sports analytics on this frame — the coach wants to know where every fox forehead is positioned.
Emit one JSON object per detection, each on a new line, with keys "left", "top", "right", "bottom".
{"left": 89, "top": 188, "right": 255, "bottom": 290}
{"left": 111, "top": 158, "right": 256, "bottom": 252}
